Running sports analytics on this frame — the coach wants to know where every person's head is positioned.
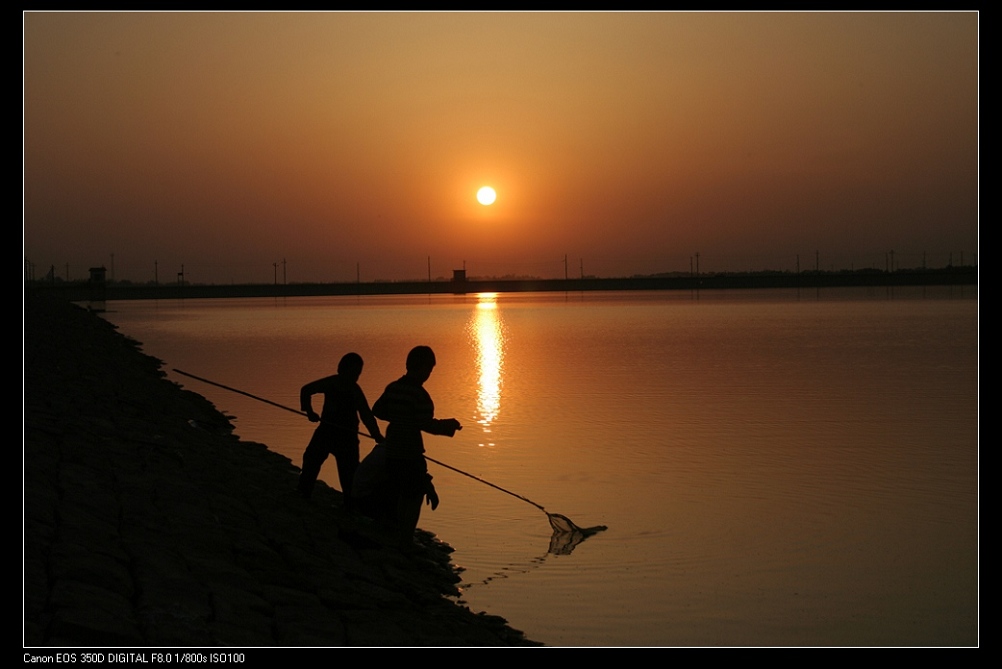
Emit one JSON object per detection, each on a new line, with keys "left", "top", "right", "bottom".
{"left": 337, "top": 352, "right": 364, "bottom": 381}
{"left": 405, "top": 345, "right": 436, "bottom": 382}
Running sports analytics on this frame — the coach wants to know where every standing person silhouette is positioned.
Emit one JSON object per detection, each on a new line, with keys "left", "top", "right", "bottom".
{"left": 371, "top": 345, "right": 461, "bottom": 545}
{"left": 297, "top": 352, "right": 383, "bottom": 505}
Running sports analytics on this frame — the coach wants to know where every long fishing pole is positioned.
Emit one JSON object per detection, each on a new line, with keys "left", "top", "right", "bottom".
{"left": 173, "top": 368, "right": 548, "bottom": 514}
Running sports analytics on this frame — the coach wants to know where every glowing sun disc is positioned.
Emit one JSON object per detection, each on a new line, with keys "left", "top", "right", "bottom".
{"left": 477, "top": 186, "right": 497, "bottom": 205}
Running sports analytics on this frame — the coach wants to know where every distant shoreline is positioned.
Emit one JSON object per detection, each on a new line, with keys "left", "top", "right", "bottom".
{"left": 26, "top": 265, "right": 978, "bottom": 302}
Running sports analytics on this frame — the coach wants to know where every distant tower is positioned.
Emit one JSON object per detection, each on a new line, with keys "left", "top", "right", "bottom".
{"left": 452, "top": 268, "right": 468, "bottom": 294}
{"left": 87, "top": 266, "right": 108, "bottom": 312}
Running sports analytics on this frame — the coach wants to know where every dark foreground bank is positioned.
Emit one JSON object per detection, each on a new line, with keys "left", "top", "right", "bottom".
{"left": 23, "top": 291, "right": 535, "bottom": 646}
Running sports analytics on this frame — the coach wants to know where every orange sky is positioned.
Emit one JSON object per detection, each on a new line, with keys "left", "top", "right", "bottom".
{"left": 24, "top": 12, "right": 978, "bottom": 284}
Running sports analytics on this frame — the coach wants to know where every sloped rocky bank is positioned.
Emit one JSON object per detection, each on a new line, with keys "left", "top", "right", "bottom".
{"left": 24, "top": 292, "right": 534, "bottom": 647}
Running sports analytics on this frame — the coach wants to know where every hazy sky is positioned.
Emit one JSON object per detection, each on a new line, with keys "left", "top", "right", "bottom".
{"left": 24, "top": 12, "right": 978, "bottom": 283}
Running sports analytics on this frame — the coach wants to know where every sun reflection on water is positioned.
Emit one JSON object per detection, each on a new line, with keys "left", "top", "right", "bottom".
{"left": 469, "top": 293, "right": 504, "bottom": 446}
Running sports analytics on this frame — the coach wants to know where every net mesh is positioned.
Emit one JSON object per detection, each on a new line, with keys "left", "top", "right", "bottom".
{"left": 546, "top": 513, "right": 608, "bottom": 555}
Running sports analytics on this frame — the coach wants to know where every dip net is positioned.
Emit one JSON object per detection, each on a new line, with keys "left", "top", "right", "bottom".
{"left": 546, "top": 513, "right": 608, "bottom": 555}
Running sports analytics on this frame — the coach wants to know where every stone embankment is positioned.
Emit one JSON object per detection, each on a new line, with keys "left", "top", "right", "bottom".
{"left": 24, "top": 292, "right": 534, "bottom": 646}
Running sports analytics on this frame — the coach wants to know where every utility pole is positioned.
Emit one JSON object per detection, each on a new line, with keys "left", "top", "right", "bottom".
{"left": 273, "top": 262, "right": 278, "bottom": 285}
{"left": 283, "top": 258, "right": 287, "bottom": 284}
{"left": 564, "top": 254, "right": 568, "bottom": 280}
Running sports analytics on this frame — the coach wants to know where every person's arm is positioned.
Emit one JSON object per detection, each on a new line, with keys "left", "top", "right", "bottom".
{"left": 425, "top": 476, "right": 439, "bottom": 510}
{"left": 373, "top": 382, "right": 461, "bottom": 436}
{"left": 370, "top": 385, "right": 392, "bottom": 422}
{"left": 424, "top": 417, "right": 462, "bottom": 437}
{"left": 355, "top": 386, "right": 384, "bottom": 442}
{"left": 372, "top": 382, "right": 426, "bottom": 427}
{"left": 300, "top": 378, "right": 325, "bottom": 422}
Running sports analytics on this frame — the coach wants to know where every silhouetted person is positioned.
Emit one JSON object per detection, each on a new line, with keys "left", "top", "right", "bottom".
{"left": 298, "top": 352, "right": 383, "bottom": 504}
{"left": 366, "top": 345, "right": 461, "bottom": 545}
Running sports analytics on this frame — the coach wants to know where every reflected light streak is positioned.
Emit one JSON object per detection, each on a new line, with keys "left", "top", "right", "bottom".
{"left": 469, "top": 293, "right": 504, "bottom": 446}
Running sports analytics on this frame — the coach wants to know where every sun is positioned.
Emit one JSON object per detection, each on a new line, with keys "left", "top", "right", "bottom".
{"left": 476, "top": 186, "right": 497, "bottom": 206}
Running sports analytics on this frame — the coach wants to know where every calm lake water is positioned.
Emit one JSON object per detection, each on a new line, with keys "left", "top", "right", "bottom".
{"left": 101, "top": 287, "right": 978, "bottom": 646}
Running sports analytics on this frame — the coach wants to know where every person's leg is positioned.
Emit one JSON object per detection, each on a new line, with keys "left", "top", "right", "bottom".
{"left": 297, "top": 428, "right": 330, "bottom": 499}
{"left": 387, "top": 457, "right": 428, "bottom": 548}
{"left": 395, "top": 493, "right": 423, "bottom": 537}
{"left": 332, "top": 441, "right": 360, "bottom": 509}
